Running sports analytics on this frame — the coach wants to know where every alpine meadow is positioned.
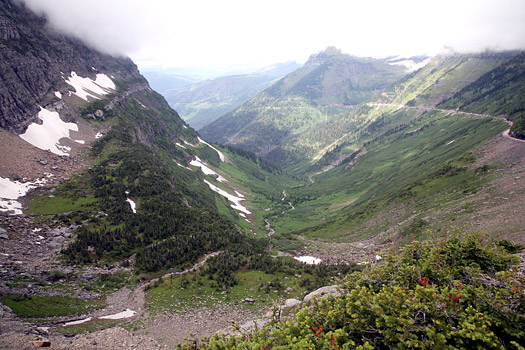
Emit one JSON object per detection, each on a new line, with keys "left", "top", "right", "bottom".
{"left": 0, "top": 1, "right": 523, "bottom": 349}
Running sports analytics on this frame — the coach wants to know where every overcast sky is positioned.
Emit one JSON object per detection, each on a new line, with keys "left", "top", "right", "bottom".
{"left": 21, "top": 0, "right": 525, "bottom": 72}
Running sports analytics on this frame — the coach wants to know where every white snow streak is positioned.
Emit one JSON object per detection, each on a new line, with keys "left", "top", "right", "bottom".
{"left": 99, "top": 309, "right": 136, "bottom": 320}
{"left": 0, "top": 176, "right": 48, "bottom": 215}
{"left": 64, "top": 71, "right": 115, "bottom": 101}
{"left": 54, "top": 91, "right": 62, "bottom": 99}
{"left": 174, "top": 160, "right": 192, "bottom": 170}
{"left": 294, "top": 256, "right": 322, "bottom": 265}
{"left": 198, "top": 137, "right": 225, "bottom": 162}
{"left": 190, "top": 157, "right": 226, "bottom": 182}
{"left": 203, "top": 180, "right": 251, "bottom": 215}
{"left": 175, "top": 143, "right": 186, "bottom": 149}
{"left": 19, "top": 107, "right": 78, "bottom": 156}
{"left": 126, "top": 198, "right": 137, "bottom": 213}
{"left": 64, "top": 317, "right": 92, "bottom": 326}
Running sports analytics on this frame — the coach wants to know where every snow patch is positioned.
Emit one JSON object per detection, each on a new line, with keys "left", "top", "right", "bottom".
{"left": 174, "top": 160, "right": 192, "bottom": 171}
{"left": 203, "top": 180, "right": 251, "bottom": 214}
{"left": 54, "top": 91, "right": 62, "bottom": 99}
{"left": 99, "top": 308, "right": 136, "bottom": 320}
{"left": 64, "top": 71, "right": 115, "bottom": 101}
{"left": 198, "top": 137, "right": 225, "bottom": 162}
{"left": 0, "top": 176, "right": 48, "bottom": 215}
{"left": 95, "top": 132, "right": 103, "bottom": 139}
{"left": 190, "top": 157, "right": 226, "bottom": 182}
{"left": 175, "top": 143, "right": 186, "bottom": 149}
{"left": 64, "top": 317, "right": 92, "bottom": 326}
{"left": 126, "top": 197, "right": 136, "bottom": 213}
{"left": 183, "top": 140, "right": 197, "bottom": 147}
{"left": 20, "top": 107, "right": 78, "bottom": 156}
{"left": 445, "top": 139, "right": 455, "bottom": 146}
{"left": 74, "top": 140, "right": 85, "bottom": 144}
{"left": 294, "top": 256, "right": 322, "bottom": 265}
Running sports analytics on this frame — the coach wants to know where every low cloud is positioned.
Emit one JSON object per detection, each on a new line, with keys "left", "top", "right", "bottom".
{"left": 20, "top": 0, "right": 152, "bottom": 56}
{"left": 18, "top": 0, "right": 525, "bottom": 69}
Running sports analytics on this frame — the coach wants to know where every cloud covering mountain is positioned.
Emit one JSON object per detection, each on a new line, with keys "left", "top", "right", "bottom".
{"left": 20, "top": 0, "right": 525, "bottom": 70}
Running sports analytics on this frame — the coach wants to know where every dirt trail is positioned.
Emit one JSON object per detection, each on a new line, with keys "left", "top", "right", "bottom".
{"left": 93, "top": 251, "right": 223, "bottom": 321}
{"left": 367, "top": 103, "right": 525, "bottom": 142}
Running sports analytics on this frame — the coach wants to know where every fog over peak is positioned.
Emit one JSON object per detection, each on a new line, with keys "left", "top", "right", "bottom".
{"left": 19, "top": 0, "right": 525, "bottom": 70}
{"left": 19, "top": 0, "right": 150, "bottom": 56}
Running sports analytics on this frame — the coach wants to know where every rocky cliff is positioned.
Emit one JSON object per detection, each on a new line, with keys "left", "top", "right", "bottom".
{"left": 0, "top": 0, "right": 143, "bottom": 133}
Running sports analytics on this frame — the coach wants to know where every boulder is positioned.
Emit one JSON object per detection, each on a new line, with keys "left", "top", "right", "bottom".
{"left": 283, "top": 298, "right": 301, "bottom": 309}
{"left": 31, "top": 339, "right": 51, "bottom": 347}
{"left": 303, "top": 285, "right": 341, "bottom": 304}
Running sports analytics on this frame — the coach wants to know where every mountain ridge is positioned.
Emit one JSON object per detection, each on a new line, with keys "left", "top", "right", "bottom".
{"left": 0, "top": 1, "right": 523, "bottom": 348}
{"left": 162, "top": 61, "right": 301, "bottom": 130}
{"left": 199, "top": 47, "right": 408, "bottom": 164}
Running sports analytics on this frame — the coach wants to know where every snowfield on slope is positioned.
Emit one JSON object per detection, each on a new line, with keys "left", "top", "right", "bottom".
{"left": 198, "top": 137, "right": 226, "bottom": 162}
{"left": 64, "top": 71, "right": 115, "bottom": 101}
{"left": 99, "top": 309, "right": 136, "bottom": 320}
{"left": 294, "top": 256, "right": 322, "bottom": 265}
{"left": 190, "top": 157, "right": 226, "bottom": 182}
{"left": 19, "top": 107, "right": 78, "bottom": 156}
{"left": 0, "top": 175, "right": 50, "bottom": 215}
{"left": 203, "top": 180, "right": 250, "bottom": 215}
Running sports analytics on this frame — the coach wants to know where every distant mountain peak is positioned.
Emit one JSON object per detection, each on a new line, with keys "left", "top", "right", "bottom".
{"left": 305, "top": 46, "right": 345, "bottom": 66}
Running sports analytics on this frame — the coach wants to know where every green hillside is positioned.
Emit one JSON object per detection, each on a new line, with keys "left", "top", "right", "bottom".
{"left": 164, "top": 62, "right": 301, "bottom": 130}
{"left": 439, "top": 52, "right": 525, "bottom": 138}
{"left": 199, "top": 47, "right": 407, "bottom": 164}
{"left": 206, "top": 51, "right": 523, "bottom": 252}
{"left": 180, "top": 233, "right": 525, "bottom": 350}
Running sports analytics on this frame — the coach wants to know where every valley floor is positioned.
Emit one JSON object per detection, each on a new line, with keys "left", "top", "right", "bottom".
{"left": 0, "top": 117, "right": 523, "bottom": 349}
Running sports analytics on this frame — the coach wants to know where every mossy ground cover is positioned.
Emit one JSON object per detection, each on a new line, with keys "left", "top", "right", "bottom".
{"left": 146, "top": 269, "right": 313, "bottom": 313}
{"left": 270, "top": 110, "right": 508, "bottom": 241}
{"left": 1, "top": 295, "right": 104, "bottom": 318}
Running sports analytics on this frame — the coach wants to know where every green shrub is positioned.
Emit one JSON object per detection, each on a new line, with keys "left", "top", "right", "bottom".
{"left": 177, "top": 233, "right": 524, "bottom": 349}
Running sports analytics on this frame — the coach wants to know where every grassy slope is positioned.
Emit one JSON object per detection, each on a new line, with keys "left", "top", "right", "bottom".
{"left": 199, "top": 51, "right": 406, "bottom": 164}
{"left": 260, "top": 53, "right": 516, "bottom": 245}
{"left": 439, "top": 51, "right": 525, "bottom": 136}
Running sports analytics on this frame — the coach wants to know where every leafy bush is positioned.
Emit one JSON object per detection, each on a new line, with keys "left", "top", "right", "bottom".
{"left": 177, "top": 233, "right": 524, "bottom": 349}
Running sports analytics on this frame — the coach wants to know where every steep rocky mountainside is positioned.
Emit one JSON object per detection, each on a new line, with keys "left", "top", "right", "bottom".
{"left": 0, "top": 2, "right": 523, "bottom": 349}
{"left": 0, "top": 0, "right": 144, "bottom": 133}
{"left": 0, "top": 3, "right": 354, "bottom": 348}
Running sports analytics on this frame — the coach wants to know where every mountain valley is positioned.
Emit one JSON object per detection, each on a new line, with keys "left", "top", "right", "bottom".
{"left": 0, "top": 1, "right": 524, "bottom": 349}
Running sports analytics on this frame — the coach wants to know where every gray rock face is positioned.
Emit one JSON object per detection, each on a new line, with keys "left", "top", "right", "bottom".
{"left": 303, "top": 285, "right": 341, "bottom": 304}
{"left": 0, "top": 0, "right": 146, "bottom": 134}
{"left": 283, "top": 298, "right": 301, "bottom": 309}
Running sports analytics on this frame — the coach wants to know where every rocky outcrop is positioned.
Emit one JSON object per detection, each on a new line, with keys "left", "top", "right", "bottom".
{"left": 303, "top": 285, "right": 341, "bottom": 303}
{"left": 0, "top": 0, "right": 145, "bottom": 134}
